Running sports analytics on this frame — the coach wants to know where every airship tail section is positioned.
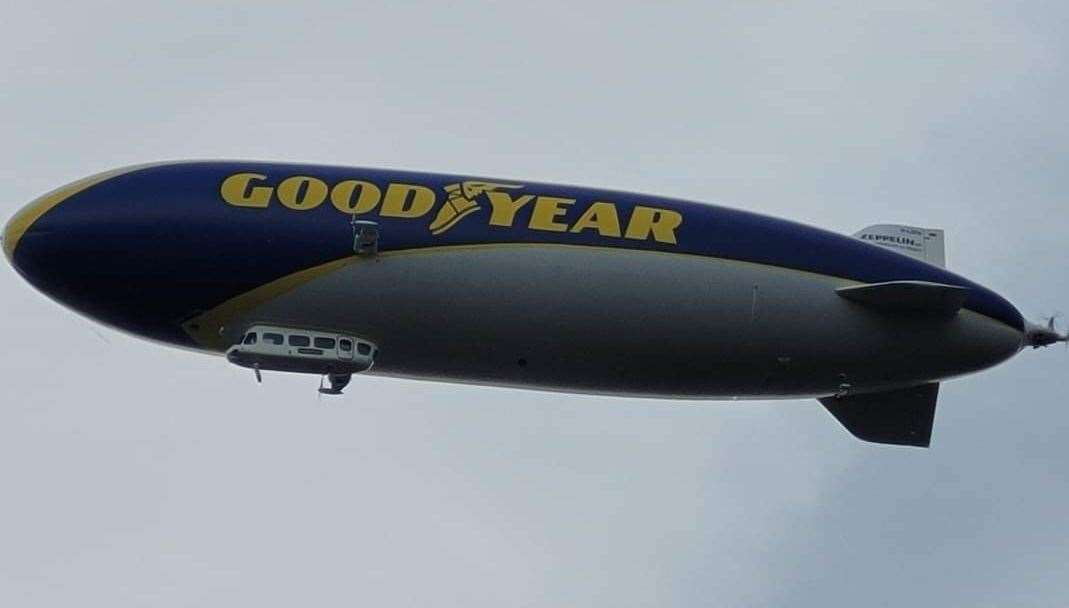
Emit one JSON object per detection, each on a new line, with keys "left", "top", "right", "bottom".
{"left": 854, "top": 224, "right": 947, "bottom": 268}
{"left": 819, "top": 383, "right": 940, "bottom": 447}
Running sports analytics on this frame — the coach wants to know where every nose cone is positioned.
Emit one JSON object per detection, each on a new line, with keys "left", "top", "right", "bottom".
{"left": 6, "top": 169, "right": 127, "bottom": 279}
{"left": 4, "top": 162, "right": 355, "bottom": 352}
{"left": 4, "top": 165, "right": 208, "bottom": 348}
{"left": 5, "top": 171, "right": 111, "bottom": 268}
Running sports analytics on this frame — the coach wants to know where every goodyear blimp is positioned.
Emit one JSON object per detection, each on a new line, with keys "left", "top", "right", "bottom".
{"left": 3, "top": 161, "right": 1065, "bottom": 447}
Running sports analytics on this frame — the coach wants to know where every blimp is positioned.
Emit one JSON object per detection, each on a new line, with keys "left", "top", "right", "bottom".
{"left": 3, "top": 161, "right": 1064, "bottom": 447}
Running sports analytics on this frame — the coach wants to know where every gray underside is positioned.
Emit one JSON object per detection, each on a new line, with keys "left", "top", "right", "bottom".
{"left": 217, "top": 245, "right": 1023, "bottom": 399}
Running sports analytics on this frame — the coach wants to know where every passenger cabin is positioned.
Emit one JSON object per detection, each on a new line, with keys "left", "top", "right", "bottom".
{"left": 225, "top": 325, "right": 377, "bottom": 376}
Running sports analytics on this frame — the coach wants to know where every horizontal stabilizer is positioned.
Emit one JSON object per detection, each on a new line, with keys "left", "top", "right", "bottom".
{"left": 836, "top": 281, "right": 969, "bottom": 316}
{"left": 819, "top": 383, "right": 939, "bottom": 447}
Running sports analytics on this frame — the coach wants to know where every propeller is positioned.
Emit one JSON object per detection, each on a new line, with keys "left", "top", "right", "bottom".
{"left": 1026, "top": 314, "right": 1069, "bottom": 349}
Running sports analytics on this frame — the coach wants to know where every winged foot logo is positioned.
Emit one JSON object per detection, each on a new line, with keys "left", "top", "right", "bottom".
{"left": 220, "top": 172, "right": 682, "bottom": 244}
{"left": 429, "top": 182, "right": 524, "bottom": 235}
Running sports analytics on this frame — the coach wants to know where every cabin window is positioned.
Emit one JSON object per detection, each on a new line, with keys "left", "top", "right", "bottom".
{"left": 289, "top": 335, "right": 311, "bottom": 347}
{"left": 314, "top": 337, "right": 336, "bottom": 349}
{"left": 339, "top": 339, "right": 353, "bottom": 352}
{"left": 264, "top": 333, "right": 284, "bottom": 345}
{"left": 357, "top": 343, "right": 372, "bottom": 355}
{"left": 242, "top": 332, "right": 257, "bottom": 345}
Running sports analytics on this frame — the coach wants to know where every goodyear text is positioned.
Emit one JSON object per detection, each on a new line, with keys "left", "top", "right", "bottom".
{"left": 220, "top": 172, "right": 683, "bottom": 245}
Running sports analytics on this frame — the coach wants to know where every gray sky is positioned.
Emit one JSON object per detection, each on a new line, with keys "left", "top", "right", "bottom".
{"left": 2, "top": 2, "right": 1068, "bottom": 605}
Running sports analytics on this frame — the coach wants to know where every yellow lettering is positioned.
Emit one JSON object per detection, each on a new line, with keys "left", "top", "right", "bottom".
{"left": 569, "top": 202, "right": 621, "bottom": 237}
{"left": 624, "top": 206, "right": 683, "bottom": 244}
{"left": 277, "top": 176, "right": 328, "bottom": 210}
{"left": 220, "top": 173, "right": 273, "bottom": 208}
{"left": 485, "top": 191, "right": 535, "bottom": 226}
{"left": 529, "top": 196, "right": 574, "bottom": 232}
{"left": 381, "top": 183, "right": 436, "bottom": 218}
{"left": 330, "top": 180, "right": 381, "bottom": 215}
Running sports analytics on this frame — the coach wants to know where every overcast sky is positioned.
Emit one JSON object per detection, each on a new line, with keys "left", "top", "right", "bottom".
{"left": 2, "top": 2, "right": 1068, "bottom": 606}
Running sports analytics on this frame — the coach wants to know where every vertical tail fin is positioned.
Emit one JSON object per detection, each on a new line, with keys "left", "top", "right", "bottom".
{"left": 854, "top": 224, "right": 946, "bottom": 268}
{"left": 819, "top": 383, "right": 940, "bottom": 447}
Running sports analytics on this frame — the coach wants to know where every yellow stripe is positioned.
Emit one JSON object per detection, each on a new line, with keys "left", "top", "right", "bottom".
{"left": 2, "top": 164, "right": 160, "bottom": 262}
{"left": 182, "top": 255, "right": 364, "bottom": 350}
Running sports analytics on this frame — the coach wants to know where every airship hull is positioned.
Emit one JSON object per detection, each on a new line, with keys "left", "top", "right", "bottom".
{"left": 4, "top": 160, "right": 1045, "bottom": 444}
{"left": 195, "top": 242, "right": 1022, "bottom": 399}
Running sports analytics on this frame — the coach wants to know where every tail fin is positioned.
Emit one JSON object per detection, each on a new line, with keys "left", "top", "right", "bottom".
{"left": 854, "top": 224, "right": 946, "bottom": 268}
{"left": 819, "top": 383, "right": 940, "bottom": 447}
